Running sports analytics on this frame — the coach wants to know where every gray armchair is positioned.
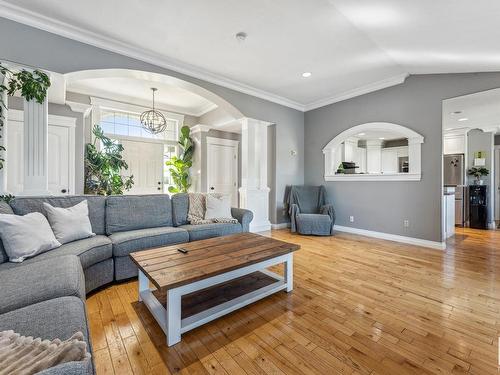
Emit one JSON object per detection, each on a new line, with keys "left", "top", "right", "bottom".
{"left": 285, "top": 185, "right": 335, "bottom": 236}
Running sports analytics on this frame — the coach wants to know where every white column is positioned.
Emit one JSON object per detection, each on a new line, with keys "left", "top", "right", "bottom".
{"left": 239, "top": 117, "right": 271, "bottom": 232}
{"left": 0, "top": 74, "right": 7, "bottom": 193}
{"left": 366, "top": 139, "right": 383, "bottom": 174}
{"left": 22, "top": 98, "right": 49, "bottom": 195}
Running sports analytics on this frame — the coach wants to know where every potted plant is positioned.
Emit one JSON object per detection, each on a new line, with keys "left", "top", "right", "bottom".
{"left": 84, "top": 125, "right": 134, "bottom": 195}
{"left": 166, "top": 125, "right": 194, "bottom": 193}
{"left": 467, "top": 166, "right": 489, "bottom": 185}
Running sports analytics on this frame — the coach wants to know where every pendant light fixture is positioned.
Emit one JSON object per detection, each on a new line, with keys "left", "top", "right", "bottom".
{"left": 140, "top": 87, "right": 167, "bottom": 134}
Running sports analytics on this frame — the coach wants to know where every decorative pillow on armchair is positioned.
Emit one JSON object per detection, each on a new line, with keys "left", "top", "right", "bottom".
{"left": 0, "top": 212, "right": 61, "bottom": 262}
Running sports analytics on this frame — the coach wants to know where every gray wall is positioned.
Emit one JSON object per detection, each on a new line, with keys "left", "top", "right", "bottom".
{"left": 467, "top": 129, "right": 494, "bottom": 223}
{"left": 304, "top": 73, "right": 500, "bottom": 243}
{"left": 0, "top": 17, "right": 304, "bottom": 224}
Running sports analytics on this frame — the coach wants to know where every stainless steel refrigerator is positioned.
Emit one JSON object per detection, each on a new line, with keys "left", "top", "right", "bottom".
{"left": 443, "top": 154, "right": 468, "bottom": 226}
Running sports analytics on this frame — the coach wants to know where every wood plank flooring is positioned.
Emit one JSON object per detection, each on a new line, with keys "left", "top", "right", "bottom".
{"left": 87, "top": 228, "right": 500, "bottom": 374}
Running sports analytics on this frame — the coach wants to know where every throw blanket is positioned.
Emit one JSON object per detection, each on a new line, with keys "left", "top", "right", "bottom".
{"left": 0, "top": 330, "right": 90, "bottom": 375}
{"left": 187, "top": 193, "right": 238, "bottom": 225}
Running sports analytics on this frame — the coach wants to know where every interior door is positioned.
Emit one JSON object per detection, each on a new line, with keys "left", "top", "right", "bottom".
{"left": 48, "top": 125, "right": 71, "bottom": 195}
{"left": 118, "top": 139, "right": 164, "bottom": 195}
{"left": 207, "top": 139, "right": 238, "bottom": 207}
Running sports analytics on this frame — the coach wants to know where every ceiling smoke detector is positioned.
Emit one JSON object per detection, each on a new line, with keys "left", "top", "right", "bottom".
{"left": 235, "top": 32, "right": 247, "bottom": 42}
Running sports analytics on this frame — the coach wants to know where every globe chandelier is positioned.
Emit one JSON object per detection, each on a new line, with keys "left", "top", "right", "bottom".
{"left": 140, "top": 87, "right": 167, "bottom": 134}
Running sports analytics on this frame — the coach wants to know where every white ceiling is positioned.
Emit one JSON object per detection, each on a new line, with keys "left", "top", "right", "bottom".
{"left": 443, "top": 88, "right": 500, "bottom": 133}
{"left": 2, "top": 0, "right": 500, "bottom": 111}
{"left": 349, "top": 131, "right": 406, "bottom": 142}
{"left": 66, "top": 76, "right": 217, "bottom": 117}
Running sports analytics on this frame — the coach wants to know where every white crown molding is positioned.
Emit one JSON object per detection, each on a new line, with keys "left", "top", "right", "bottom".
{"left": 190, "top": 124, "right": 212, "bottom": 134}
{"left": 9, "top": 108, "right": 77, "bottom": 127}
{"left": 304, "top": 73, "right": 410, "bottom": 111}
{"left": 0, "top": 1, "right": 305, "bottom": 111}
{"left": 334, "top": 225, "right": 446, "bottom": 250}
{"left": 66, "top": 101, "right": 92, "bottom": 117}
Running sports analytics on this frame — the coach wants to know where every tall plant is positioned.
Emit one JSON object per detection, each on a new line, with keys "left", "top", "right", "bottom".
{"left": 84, "top": 125, "right": 134, "bottom": 195}
{"left": 0, "top": 62, "right": 51, "bottom": 169}
{"left": 166, "top": 125, "right": 194, "bottom": 193}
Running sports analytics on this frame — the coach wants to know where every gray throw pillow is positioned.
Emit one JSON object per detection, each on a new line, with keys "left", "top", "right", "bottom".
{"left": 0, "top": 212, "right": 61, "bottom": 262}
{"left": 43, "top": 200, "right": 95, "bottom": 244}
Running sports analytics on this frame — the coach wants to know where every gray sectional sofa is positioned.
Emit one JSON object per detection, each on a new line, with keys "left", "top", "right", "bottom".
{"left": 0, "top": 193, "right": 252, "bottom": 375}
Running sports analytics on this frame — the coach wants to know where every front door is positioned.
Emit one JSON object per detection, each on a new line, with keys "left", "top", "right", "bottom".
{"left": 118, "top": 139, "right": 164, "bottom": 195}
{"left": 207, "top": 137, "right": 239, "bottom": 207}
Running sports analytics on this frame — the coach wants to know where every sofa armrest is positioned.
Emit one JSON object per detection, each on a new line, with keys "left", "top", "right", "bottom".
{"left": 320, "top": 204, "right": 336, "bottom": 225}
{"left": 231, "top": 207, "right": 253, "bottom": 232}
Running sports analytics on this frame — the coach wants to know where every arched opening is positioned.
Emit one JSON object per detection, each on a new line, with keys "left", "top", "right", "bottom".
{"left": 322, "top": 122, "right": 424, "bottom": 181}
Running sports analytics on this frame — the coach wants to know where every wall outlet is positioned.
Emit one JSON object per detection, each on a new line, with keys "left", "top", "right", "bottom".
{"left": 349, "top": 216, "right": 355, "bottom": 223}
{"left": 404, "top": 219, "right": 410, "bottom": 228}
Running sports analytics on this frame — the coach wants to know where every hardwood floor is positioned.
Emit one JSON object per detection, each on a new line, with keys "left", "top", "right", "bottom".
{"left": 87, "top": 228, "right": 500, "bottom": 374}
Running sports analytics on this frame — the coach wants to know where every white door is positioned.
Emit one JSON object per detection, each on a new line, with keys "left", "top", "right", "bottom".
{"left": 6, "top": 111, "right": 75, "bottom": 195}
{"left": 118, "top": 139, "right": 164, "bottom": 195}
{"left": 48, "top": 126, "right": 72, "bottom": 195}
{"left": 207, "top": 137, "right": 239, "bottom": 207}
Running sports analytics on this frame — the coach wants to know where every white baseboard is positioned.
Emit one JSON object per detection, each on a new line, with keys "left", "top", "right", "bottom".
{"left": 334, "top": 225, "right": 446, "bottom": 250}
{"left": 271, "top": 222, "right": 290, "bottom": 230}
{"left": 250, "top": 222, "right": 272, "bottom": 233}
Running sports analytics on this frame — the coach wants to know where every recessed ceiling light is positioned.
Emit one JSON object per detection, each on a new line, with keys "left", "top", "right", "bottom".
{"left": 379, "top": 137, "right": 385, "bottom": 140}
{"left": 445, "top": 128, "right": 454, "bottom": 130}
{"left": 302, "top": 72, "right": 312, "bottom": 78}
{"left": 358, "top": 133, "right": 366, "bottom": 136}
{"left": 458, "top": 118, "right": 468, "bottom": 122}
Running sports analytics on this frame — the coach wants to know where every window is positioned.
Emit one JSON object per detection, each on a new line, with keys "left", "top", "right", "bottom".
{"left": 100, "top": 109, "right": 178, "bottom": 141}
{"left": 163, "top": 144, "right": 177, "bottom": 193}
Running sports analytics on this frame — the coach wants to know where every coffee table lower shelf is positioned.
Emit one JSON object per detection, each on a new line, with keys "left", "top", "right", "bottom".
{"left": 138, "top": 253, "right": 293, "bottom": 346}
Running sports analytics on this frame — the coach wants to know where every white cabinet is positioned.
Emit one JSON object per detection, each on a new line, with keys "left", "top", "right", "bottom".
{"left": 444, "top": 134, "right": 466, "bottom": 155}
{"left": 381, "top": 146, "right": 408, "bottom": 174}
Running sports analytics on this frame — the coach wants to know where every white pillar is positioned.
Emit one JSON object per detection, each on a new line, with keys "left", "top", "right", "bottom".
{"left": 408, "top": 137, "right": 422, "bottom": 175}
{"left": 366, "top": 139, "right": 383, "bottom": 174}
{"left": 0, "top": 74, "right": 7, "bottom": 193}
{"left": 239, "top": 117, "right": 271, "bottom": 232}
{"left": 22, "top": 98, "right": 49, "bottom": 195}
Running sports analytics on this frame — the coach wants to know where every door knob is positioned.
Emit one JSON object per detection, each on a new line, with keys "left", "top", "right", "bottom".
{"left": 157, "top": 187, "right": 161, "bottom": 191}
{"left": 210, "top": 187, "right": 215, "bottom": 190}
{"left": 61, "top": 189, "right": 67, "bottom": 194}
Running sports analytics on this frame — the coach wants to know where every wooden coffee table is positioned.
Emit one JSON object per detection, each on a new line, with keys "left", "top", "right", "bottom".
{"left": 130, "top": 232, "right": 300, "bottom": 346}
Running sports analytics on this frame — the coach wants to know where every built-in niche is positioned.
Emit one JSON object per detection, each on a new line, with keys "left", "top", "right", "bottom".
{"left": 322, "top": 122, "right": 424, "bottom": 181}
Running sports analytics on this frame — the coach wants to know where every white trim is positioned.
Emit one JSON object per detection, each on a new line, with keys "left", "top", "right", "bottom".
{"left": 271, "top": 222, "right": 290, "bottom": 230}
{"left": 206, "top": 136, "right": 239, "bottom": 148}
{"left": 250, "top": 222, "right": 273, "bottom": 233}
{"left": 334, "top": 225, "right": 446, "bottom": 250}
{"left": 304, "top": 73, "right": 409, "bottom": 111}
{"left": 0, "top": 1, "right": 304, "bottom": 111}
{"left": 66, "top": 101, "right": 92, "bottom": 117}
{"left": 325, "top": 173, "right": 421, "bottom": 182}
{"left": 138, "top": 253, "right": 293, "bottom": 346}
{"left": 190, "top": 124, "right": 212, "bottom": 134}
{"left": 9, "top": 109, "right": 77, "bottom": 127}
{"left": 106, "top": 133, "right": 175, "bottom": 146}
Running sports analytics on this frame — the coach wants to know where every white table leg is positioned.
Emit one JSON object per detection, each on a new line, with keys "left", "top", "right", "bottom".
{"left": 167, "top": 288, "right": 182, "bottom": 346}
{"left": 284, "top": 254, "right": 293, "bottom": 292}
{"left": 138, "top": 270, "right": 149, "bottom": 302}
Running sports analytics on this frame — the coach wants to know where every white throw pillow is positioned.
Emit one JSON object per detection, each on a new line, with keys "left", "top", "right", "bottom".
{"left": 43, "top": 200, "right": 95, "bottom": 244}
{"left": 205, "top": 194, "right": 233, "bottom": 220}
{"left": 0, "top": 212, "right": 61, "bottom": 262}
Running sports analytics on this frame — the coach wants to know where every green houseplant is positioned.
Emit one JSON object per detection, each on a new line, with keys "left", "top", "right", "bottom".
{"left": 0, "top": 62, "right": 51, "bottom": 169}
{"left": 166, "top": 125, "right": 194, "bottom": 193}
{"left": 467, "top": 166, "right": 489, "bottom": 185}
{"left": 84, "top": 125, "right": 134, "bottom": 195}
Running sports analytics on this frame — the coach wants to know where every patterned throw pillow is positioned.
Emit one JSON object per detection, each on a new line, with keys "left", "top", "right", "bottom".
{"left": 187, "top": 193, "right": 237, "bottom": 225}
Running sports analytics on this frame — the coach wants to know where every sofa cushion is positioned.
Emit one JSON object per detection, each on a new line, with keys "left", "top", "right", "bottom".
{"left": 106, "top": 195, "right": 173, "bottom": 234}
{"left": 110, "top": 226, "right": 189, "bottom": 257}
{"left": 0, "top": 235, "right": 112, "bottom": 271}
{"left": 0, "top": 255, "right": 85, "bottom": 314}
{"left": 179, "top": 222, "right": 242, "bottom": 241}
{"left": 296, "top": 213, "right": 332, "bottom": 236}
{"left": 171, "top": 193, "right": 189, "bottom": 226}
{"left": 0, "top": 296, "right": 93, "bottom": 375}
{"left": 0, "top": 201, "right": 13, "bottom": 264}
{"left": 10, "top": 195, "right": 107, "bottom": 235}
